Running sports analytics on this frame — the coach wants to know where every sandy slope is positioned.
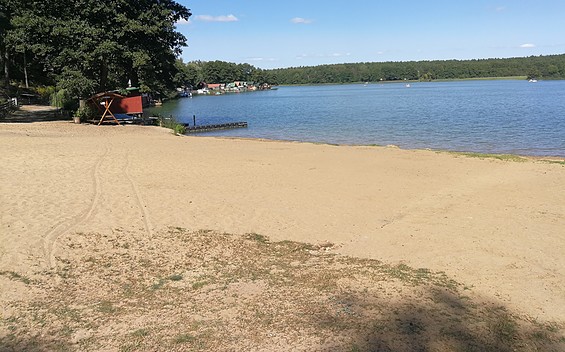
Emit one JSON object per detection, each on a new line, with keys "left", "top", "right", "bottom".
{"left": 0, "top": 121, "right": 563, "bottom": 324}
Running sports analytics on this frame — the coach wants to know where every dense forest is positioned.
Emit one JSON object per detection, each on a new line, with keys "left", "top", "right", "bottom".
{"left": 267, "top": 54, "right": 565, "bottom": 85}
{"left": 173, "top": 60, "right": 272, "bottom": 89}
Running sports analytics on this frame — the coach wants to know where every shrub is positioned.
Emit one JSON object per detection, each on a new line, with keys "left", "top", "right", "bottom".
{"left": 158, "top": 115, "right": 186, "bottom": 135}
{"left": 74, "top": 105, "right": 97, "bottom": 122}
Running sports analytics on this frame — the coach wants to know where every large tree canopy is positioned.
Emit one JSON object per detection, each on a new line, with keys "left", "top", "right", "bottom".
{"left": 2, "top": 0, "right": 191, "bottom": 97}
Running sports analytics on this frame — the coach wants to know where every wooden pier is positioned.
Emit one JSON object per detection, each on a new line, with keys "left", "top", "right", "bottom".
{"left": 183, "top": 121, "right": 248, "bottom": 133}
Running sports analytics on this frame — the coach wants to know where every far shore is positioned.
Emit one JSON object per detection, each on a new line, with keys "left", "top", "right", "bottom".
{"left": 279, "top": 75, "right": 532, "bottom": 87}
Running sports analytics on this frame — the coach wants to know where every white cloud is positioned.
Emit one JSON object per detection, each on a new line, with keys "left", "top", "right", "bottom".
{"left": 247, "top": 57, "right": 277, "bottom": 62}
{"left": 330, "top": 53, "right": 351, "bottom": 57}
{"left": 495, "top": 6, "right": 506, "bottom": 12}
{"left": 175, "top": 18, "right": 191, "bottom": 25}
{"left": 296, "top": 52, "right": 351, "bottom": 59}
{"left": 520, "top": 43, "right": 536, "bottom": 48}
{"left": 291, "top": 17, "right": 313, "bottom": 24}
{"left": 196, "top": 14, "right": 239, "bottom": 22}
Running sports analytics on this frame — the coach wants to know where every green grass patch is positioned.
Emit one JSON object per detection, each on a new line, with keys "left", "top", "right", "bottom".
{"left": 157, "top": 115, "right": 186, "bottom": 135}
{"left": 131, "top": 328, "right": 150, "bottom": 337}
{"left": 169, "top": 274, "right": 183, "bottom": 281}
{"left": 447, "top": 151, "right": 527, "bottom": 162}
{"left": 245, "top": 232, "right": 269, "bottom": 243}
{"left": 192, "top": 281, "right": 207, "bottom": 290}
{"left": 173, "top": 333, "right": 196, "bottom": 344}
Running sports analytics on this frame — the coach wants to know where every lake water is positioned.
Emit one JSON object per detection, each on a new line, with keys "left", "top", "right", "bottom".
{"left": 150, "top": 80, "right": 565, "bottom": 157}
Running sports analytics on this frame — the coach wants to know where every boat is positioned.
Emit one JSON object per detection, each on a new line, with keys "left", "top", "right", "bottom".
{"left": 405, "top": 83, "right": 411, "bottom": 88}
{"left": 529, "top": 79, "right": 538, "bottom": 83}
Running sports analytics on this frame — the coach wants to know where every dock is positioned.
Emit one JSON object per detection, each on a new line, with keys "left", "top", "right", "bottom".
{"left": 183, "top": 121, "right": 248, "bottom": 133}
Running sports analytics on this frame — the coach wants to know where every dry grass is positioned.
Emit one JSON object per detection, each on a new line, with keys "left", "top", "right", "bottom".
{"left": 1, "top": 228, "right": 563, "bottom": 351}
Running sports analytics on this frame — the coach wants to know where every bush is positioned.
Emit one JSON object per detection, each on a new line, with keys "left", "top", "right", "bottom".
{"left": 74, "top": 105, "right": 97, "bottom": 122}
{"left": 36, "top": 86, "right": 57, "bottom": 104}
{"left": 157, "top": 115, "right": 186, "bottom": 135}
{"left": 51, "top": 89, "right": 77, "bottom": 111}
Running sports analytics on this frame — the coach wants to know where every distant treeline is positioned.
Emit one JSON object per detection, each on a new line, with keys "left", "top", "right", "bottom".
{"left": 267, "top": 54, "right": 565, "bottom": 84}
{"left": 175, "top": 60, "right": 272, "bottom": 88}
{"left": 176, "top": 54, "right": 565, "bottom": 87}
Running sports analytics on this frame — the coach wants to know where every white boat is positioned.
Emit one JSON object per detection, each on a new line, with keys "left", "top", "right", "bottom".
{"left": 529, "top": 79, "right": 538, "bottom": 83}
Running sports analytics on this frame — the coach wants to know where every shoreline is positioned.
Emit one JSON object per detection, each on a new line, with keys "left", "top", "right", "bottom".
{"left": 187, "top": 133, "right": 565, "bottom": 161}
{"left": 278, "top": 76, "right": 533, "bottom": 87}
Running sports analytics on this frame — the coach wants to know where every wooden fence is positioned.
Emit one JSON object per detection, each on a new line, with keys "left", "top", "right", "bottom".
{"left": 0, "top": 99, "right": 17, "bottom": 119}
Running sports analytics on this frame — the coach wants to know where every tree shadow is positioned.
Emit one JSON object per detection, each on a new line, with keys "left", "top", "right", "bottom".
{"left": 0, "top": 335, "right": 73, "bottom": 352}
{"left": 314, "top": 286, "right": 563, "bottom": 352}
{"left": 1, "top": 230, "right": 562, "bottom": 351}
{"left": 0, "top": 106, "right": 70, "bottom": 123}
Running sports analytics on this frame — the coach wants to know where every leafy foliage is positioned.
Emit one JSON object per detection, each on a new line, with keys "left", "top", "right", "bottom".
{"left": 2, "top": 0, "right": 191, "bottom": 96}
{"left": 175, "top": 60, "right": 275, "bottom": 86}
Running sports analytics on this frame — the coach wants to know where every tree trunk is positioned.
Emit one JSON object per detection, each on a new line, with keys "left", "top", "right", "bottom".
{"left": 23, "top": 50, "right": 29, "bottom": 88}
{"left": 3, "top": 48, "right": 9, "bottom": 90}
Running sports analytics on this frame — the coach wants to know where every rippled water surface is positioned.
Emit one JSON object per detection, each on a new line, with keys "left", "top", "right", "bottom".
{"left": 151, "top": 80, "right": 565, "bottom": 157}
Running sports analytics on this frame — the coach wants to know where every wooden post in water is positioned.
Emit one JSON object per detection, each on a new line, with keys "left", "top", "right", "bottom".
{"left": 193, "top": 114, "right": 196, "bottom": 127}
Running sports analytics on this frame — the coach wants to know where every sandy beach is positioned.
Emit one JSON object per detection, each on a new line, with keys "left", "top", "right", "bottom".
{"left": 1, "top": 121, "right": 564, "bottom": 350}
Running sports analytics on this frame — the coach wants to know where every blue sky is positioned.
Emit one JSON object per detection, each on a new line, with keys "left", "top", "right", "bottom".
{"left": 174, "top": 0, "right": 565, "bottom": 69}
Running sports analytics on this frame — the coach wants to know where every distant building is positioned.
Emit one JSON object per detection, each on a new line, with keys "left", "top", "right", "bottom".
{"left": 207, "top": 83, "right": 225, "bottom": 90}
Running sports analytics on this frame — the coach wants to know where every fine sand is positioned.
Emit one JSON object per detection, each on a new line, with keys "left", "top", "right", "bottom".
{"left": 0, "top": 121, "right": 564, "bottom": 349}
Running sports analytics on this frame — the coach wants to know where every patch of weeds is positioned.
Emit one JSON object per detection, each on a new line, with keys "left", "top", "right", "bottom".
{"left": 432, "top": 272, "right": 459, "bottom": 290}
{"left": 151, "top": 278, "right": 167, "bottom": 290}
{"left": 97, "top": 300, "right": 116, "bottom": 314}
{"left": 448, "top": 151, "right": 526, "bottom": 162}
{"left": 169, "top": 274, "right": 183, "bottom": 281}
{"left": 173, "top": 333, "right": 195, "bottom": 344}
{"left": 54, "top": 306, "right": 83, "bottom": 322}
{"left": 349, "top": 344, "right": 362, "bottom": 352}
{"left": 60, "top": 324, "right": 75, "bottom": 337}
{"left": 414, "top": 267, "right": 431, "bottom": 279}
{"left": 540, "top": 159, "right": 565, "bottom": 165}
{"left": 490, "top": 312, "right": 518, "bottom": 343}
{"left": 131, "top": 328, "right": 150, "bottom": 337}
{"left": 120, "top": 341, "right": 142, "bottom": 352}
{"left": 386, "top": 263, "right": 415, "bottom": 283}
{"left": 158, "top": 116, "right": 186, "bottom": 135}
{"left": 192, "top": 281, "right": 207, "bottom": 290}
{"left": 246, "top": 233, "right": 269, "bottom": 244}
{"left": 0, "top": 271, "right": 33, "bottom": 284}
{"left": 121, "top": 283, "right": 135, "bottom": 297}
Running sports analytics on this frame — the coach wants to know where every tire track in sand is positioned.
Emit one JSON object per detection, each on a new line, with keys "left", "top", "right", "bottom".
{"left": 124, "top": 149, "right": 153, "bottom": 238}
{"left": 42, "top": 144, "right": 108, "bottom": 268}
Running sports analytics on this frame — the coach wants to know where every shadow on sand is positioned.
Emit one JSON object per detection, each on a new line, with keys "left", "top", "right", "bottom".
{"left": 0, "top": 105, "right": 70, "bottom": 123}
{"left": 0, "top": 231, "right": 563, "bottom": 351}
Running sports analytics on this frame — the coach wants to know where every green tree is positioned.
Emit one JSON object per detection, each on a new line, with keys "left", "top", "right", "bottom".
{"left": 3, "top": 0, "right": 191, "bottom": 96}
